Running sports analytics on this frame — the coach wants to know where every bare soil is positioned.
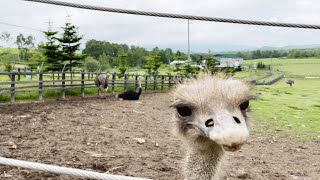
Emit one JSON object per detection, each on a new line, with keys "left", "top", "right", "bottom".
{"left": 0, "top": 92, "right": 319, "bottom": 180}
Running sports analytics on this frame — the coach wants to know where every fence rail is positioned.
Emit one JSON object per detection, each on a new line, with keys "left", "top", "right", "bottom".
{"left": 0, "top": 71, "right": 181, "bottom": 103}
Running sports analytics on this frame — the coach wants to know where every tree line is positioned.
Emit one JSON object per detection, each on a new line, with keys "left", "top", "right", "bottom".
{"left": 1, "top": 19, "right": 320, "bottom": 74}
{"left": 235, "top": 48, "right": 320, "bottom": 59}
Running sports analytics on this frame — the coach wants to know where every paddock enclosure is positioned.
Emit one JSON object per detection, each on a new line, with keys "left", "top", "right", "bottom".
{"left": 0, "top": 92, "right": 319, "bottom": 180}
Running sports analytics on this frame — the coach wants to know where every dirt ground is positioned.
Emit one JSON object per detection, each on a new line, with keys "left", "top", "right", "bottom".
{"left": 0, "top": 92, "right": 319, "bottom": 180}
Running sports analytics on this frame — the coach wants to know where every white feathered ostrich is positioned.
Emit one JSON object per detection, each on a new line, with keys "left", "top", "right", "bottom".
{"left": 171, "top": 75, "right": 255, "bottom": 180}
{"left": 117, "top": 76, "right": 142, "bottom": 100}
{"left": 95, "top": 73, "right": 109, "bottom": 97}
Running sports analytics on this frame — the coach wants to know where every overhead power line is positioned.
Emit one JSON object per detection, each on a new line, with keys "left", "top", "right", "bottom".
{"left": 0, "top": 21, "right": 43, "bottom": 32}
{"left": 23, "top": 0, "right": 320, "bottom": 29}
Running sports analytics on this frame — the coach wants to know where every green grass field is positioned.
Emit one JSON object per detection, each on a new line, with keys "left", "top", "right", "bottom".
{"left": 251, "top": 78, "right": 320, "bottom": 140}
{"left": 244, "top": 57, "right": 320, "bottom": 140}
{"left": 242, "top": 58, "right": 320, "bottom": 76}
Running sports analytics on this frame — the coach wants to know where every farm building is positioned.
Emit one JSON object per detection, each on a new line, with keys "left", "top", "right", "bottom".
{"left": 214, "top": 54, "right": 244, "bottom": 68}
{"left": 169, "top": 60, "right": 192, "bottom": 68}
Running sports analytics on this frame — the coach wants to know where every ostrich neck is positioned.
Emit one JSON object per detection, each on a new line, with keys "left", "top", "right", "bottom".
{"left": 184, "top": 139, "right": 224, "bottom": 180}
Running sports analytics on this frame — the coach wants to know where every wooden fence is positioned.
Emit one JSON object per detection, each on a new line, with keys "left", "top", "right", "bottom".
{"left": 0, "top": 72, "right": 181, "bottom": 103}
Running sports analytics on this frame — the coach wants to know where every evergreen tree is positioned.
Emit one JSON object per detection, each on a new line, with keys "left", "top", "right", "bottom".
{"left": 56, "top": 22, "right": 83, "bottom": 71}
{"left": 117, "top": 54, "right": 128, "bottom": 78}
{"left": 143, "top": 55, "right": 162, "bottom": 75}
{"left": 39, "top": 29, "right": 63, "bottom": 71}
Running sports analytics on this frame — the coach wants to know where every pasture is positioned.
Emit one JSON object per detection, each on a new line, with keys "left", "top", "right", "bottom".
{"left": 0, "top": 57, "right": 320, "bottom": 179}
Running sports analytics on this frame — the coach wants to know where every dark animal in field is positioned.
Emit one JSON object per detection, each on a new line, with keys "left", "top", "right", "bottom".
{"left": 286, "top": 80, "right": 294, "bottom": 87}
{"left": 171, "top": 75, "right": 255, "bottom": 180}
{"left": 117, "top": 76, "right": 142, "bottom": 100}
{"left": 95, "top": 74, "right": 109, "bottom": 97}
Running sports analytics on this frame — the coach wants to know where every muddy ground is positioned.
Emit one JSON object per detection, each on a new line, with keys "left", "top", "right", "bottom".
{"left": 0, "top": 92, "right": 319, "bottom": 180}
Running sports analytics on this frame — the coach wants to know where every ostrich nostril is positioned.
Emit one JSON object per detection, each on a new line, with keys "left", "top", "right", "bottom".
{"left": 205, "top": 119, "right": 214, "bottom": 127}
{"left": 233, "top": 116, "right": 241, "bottom": 124}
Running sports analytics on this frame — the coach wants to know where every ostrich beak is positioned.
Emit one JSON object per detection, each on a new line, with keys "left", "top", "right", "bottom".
{"left": 207, "top": 111, "right": 249, "bottom": 152}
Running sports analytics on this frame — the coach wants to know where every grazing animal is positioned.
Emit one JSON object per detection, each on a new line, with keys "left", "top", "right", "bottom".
{"left": 286, "top": 79, "right": 294, "bottom": 87}
{"left": 95, "top": 73, "right": 109, "bottom": 97}
{"left": 171, "top": 75, "right": 255, "bottom": 180}
{"left": 117, "top": 76, "right": 142, "bottom": 100}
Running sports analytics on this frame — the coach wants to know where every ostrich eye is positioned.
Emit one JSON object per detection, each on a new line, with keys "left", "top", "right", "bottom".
{"left": 177, "top": 106, "right": 192, "bottom": 117}
{"left": 240, "top": 100, "right": 249, "bottom": 111}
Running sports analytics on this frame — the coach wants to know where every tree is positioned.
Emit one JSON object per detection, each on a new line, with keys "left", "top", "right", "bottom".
{"left": 98, "top": 52, "right": 111, "bottom": 71}
{"left": 143, "top": 55, "right": 162, "bottom": 75}
{"left": 28, "top": 51, "right": 46, "bottom": 71}
{"left": 174, "top": 50, "right": 187, "bottom": 60}
{"left": 150, "top": 47, "right": 160, "bottom": 56}
{"left": 39, "top": 28, "right": 64, "bottom": 71}
{"left": 205, "top": 51, "right": 218, "bottom": 75}
{"left": 117, "top": 54, "right": 128, "bottom": 77}
{"left": 0, "top": 31, "right": 12, "bottom": 47}
{"left": 206, "top": 58, "right": 218, "bottom": 75}
{"left": 184, "top": 64, "right": 199, "bottom": 77}
{"left": 56, "top": 22, "right": 83, "bottom": 71}
{"left": 127, "top": 45, "right": 148, "bottom": 67}
{"left": 15, "top": 33, "right": 35, "bottom": 61}
{"left": 84, "top": 57, "right": 99, "bottom": 72}
{"left": 143, "top": 55, "right": 163, "bottom": 88}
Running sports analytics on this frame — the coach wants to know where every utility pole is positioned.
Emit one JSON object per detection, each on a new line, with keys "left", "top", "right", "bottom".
{"left": 187, "top": 19, "right": 190, "bottom": 60}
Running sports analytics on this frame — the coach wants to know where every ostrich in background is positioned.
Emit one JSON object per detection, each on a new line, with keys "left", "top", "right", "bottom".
{"left": 95, "top": 73, "right": 109, "bottom": 97}
{"left": 286, "top": 79, "right": 294, "bottom": 87}
{"left": 117, "top": 76, "right": 142, "bottom": 100}
{"left": 171, "top": 75, "right": 255, "bottom": 180}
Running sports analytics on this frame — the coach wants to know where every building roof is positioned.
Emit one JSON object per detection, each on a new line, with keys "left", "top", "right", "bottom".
{"left": 214, "top": 54, "right": 242, "bottom": 58}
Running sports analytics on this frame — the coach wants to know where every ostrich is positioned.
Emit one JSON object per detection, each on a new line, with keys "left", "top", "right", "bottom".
{"left": 95, "top": 73, "right": 109, "bottom": 97}
{"left": 171, "top": 75, "right": 255, "bottom": 180}
{"left": 286, "top": 79, "right": 294, "bottom": 87}
{"left": 117, "top": 76, "right": 142, "bottom": 100}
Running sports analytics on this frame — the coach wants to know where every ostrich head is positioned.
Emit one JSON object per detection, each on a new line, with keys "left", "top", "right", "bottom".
{"left": 171, "top": 75, "right": 255, "bottom": 152}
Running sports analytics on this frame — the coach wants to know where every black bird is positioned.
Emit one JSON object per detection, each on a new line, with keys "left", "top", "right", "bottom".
{"left": 118, "top": 76, "right": 142, "bottom": 100}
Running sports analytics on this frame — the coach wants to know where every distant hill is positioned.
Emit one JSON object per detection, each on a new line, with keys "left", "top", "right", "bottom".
{"left": 259, "top": 44, "right": 320, "bottom": 50}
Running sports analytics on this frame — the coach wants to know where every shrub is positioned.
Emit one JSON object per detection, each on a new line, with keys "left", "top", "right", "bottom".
{"left": 257, "top": 61, "right": 266, "bottom": 69}
{"left": 4, "top": 63, "right": 12, "bottom": 72}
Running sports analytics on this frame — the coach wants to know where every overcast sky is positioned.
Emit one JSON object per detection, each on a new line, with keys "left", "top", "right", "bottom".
{"left": 2, "top": 0, "right": 320, "bottom": 52}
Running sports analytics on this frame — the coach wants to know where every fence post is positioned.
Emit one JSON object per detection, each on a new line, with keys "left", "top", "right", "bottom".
{"left": 71, "top": 71, "right": 73, "bottom": 85}
{"left": 111, "top": 72, "right": 116, "bottom": 94}
{"left": 10, "top": 73, "right": 15, "bottom": 103}
{"left": 135, "top": 74, "right": 138, "bottom": 90}
{"left": 168, "top": 75, "right": 172, "bottom": 89}
{"left": 58, "top": 72, "right": 60, "bottom": 81}
{"left": 52, "top": 71, "right": 55, "bottom": 85}
{"left": 161, "top": 75, "right": 164, "bottom": 90}
{"left": 153, "top": 75, "right": 157, "bottom": 92}
{"left": 38, "top": 73, "right": 43, "bottom": 101}
{"left": 145, "top": 75, "right": 148, "bottom": 92}
{"left": 124, "top": 74, "right": 128, "bottom": 91}
{"left": 61, "top": 72, "right": 66, "bottom": 99}
{"left": 81, "top": 72, "right": 85, "bottom": 97}
{"left": 18, "top": 68, "right": 21, "bottom": 81}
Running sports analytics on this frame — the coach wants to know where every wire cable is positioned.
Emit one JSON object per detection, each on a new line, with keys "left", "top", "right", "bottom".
{"left": 23, "top": 0, "right": 320, "bottom": 29}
